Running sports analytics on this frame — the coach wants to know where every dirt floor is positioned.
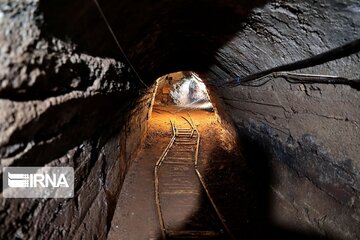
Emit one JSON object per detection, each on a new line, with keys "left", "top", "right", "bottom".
{"left": 107, "top": 105, "right": 257, "bottom": 239}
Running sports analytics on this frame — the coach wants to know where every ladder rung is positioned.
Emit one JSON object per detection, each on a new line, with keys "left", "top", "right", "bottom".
{"left": 162, "top": 161, "right": 193, "bottom": 165}
{"left": 166, "top": 230, "right": 222, "bottom": 238}
{"left": 166, "top": 156, "right": 193, "bottom": 159}
{"left": 161, "top": 190, "right": 200, "bottom": 195}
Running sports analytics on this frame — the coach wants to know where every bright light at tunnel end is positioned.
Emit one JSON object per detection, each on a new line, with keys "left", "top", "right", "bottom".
{"left": 169, "top": 72, "right": 214, "bottom": 110}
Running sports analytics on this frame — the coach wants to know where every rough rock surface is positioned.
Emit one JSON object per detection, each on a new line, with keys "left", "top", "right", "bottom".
{"left": 206, "top": 1, "right": 360, "bottom": 239}
{"left": 0, "top": 0, "right": 155, "bottom": 239}
{"left": 0, "top": 0, "right": 359, "bottom": 239}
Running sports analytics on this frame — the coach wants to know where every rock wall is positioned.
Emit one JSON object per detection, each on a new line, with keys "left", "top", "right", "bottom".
{"left": 213, "top": 80, "right": 359, "bottom": 239}
{"left": 0, "top": 89, "right": 155, "bottom": 239}
{"left": 0, "top": 0, "right": 156, "bottom": 239}
{"left": 205, "top": 0, "right": 360, "bottom": 238}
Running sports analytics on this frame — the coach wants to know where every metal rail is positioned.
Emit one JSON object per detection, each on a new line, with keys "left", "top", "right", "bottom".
{"left": 154, "top": 114, "right": 235, "bottom": 239}
{"left": 154, "top": 120, "right": 177, "bottom": 240}
{"left": 189, "top": 113, "right": 236, "bottom": 240}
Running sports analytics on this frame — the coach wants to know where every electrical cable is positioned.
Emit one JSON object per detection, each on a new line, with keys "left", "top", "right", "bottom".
{"left": 233, "top": 72, "right": 360, "bottom": 89}
{"left": 93, "top": 0, "right": 148, "bottom": 88}
{"left": 221, "top": 38, "right": 360, "bottom": 88}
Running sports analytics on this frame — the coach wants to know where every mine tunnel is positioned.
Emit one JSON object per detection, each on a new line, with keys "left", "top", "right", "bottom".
{"left": 0, "top": 0, "right": 359, "bottom": 239}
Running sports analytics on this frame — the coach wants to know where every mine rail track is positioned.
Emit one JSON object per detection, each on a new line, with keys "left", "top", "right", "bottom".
{"left": 154, "top": 114, "right": 235, "bottom": 240}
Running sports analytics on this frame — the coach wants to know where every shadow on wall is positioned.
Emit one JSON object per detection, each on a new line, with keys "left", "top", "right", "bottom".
{"left": 155, "top": 129, "right": 331, "bottom": 240}
{"left": 38, "top": 0, "right": 271, "bottom": 80}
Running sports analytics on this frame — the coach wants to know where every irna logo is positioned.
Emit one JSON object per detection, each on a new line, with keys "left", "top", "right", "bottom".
{"left": 2, "top": 167, "right": 74, "bottom": 198}
{"left": 8, "top": 172, "right": 69, "bottom": 188}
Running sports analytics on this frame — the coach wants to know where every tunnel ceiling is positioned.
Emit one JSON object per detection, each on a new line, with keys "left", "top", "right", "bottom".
{"left": 39, "top": 0, "right": 360, "bottom": 82}
{"left": 0, "top": 0, "right": 359, "bottom": 99}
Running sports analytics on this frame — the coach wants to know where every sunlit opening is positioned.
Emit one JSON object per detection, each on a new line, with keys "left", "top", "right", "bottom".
{"left": 154, "top": 71, "right": 214, "bottom": 111}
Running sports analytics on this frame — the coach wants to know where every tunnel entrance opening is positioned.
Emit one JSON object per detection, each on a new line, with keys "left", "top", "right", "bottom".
{"left": 154, "top": 71, "right": 214, "bottom": 111}
{"left": 148, "top": 71, "right": 222, "bottom": 133}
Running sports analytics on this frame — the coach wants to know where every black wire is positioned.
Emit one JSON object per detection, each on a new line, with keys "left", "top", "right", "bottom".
{"left": 218, "top": 38, "right": 360, "bottom": 88}
{"left": 216, "top": 72, "right": 360, "bottom": 90}
{"left": 93, "top": 0, "right": 148, "bottom": 88}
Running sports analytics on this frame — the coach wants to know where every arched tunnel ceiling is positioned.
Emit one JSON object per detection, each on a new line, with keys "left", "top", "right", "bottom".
{"left": 40, "top": 0, "right": 360, "bottom": 82}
